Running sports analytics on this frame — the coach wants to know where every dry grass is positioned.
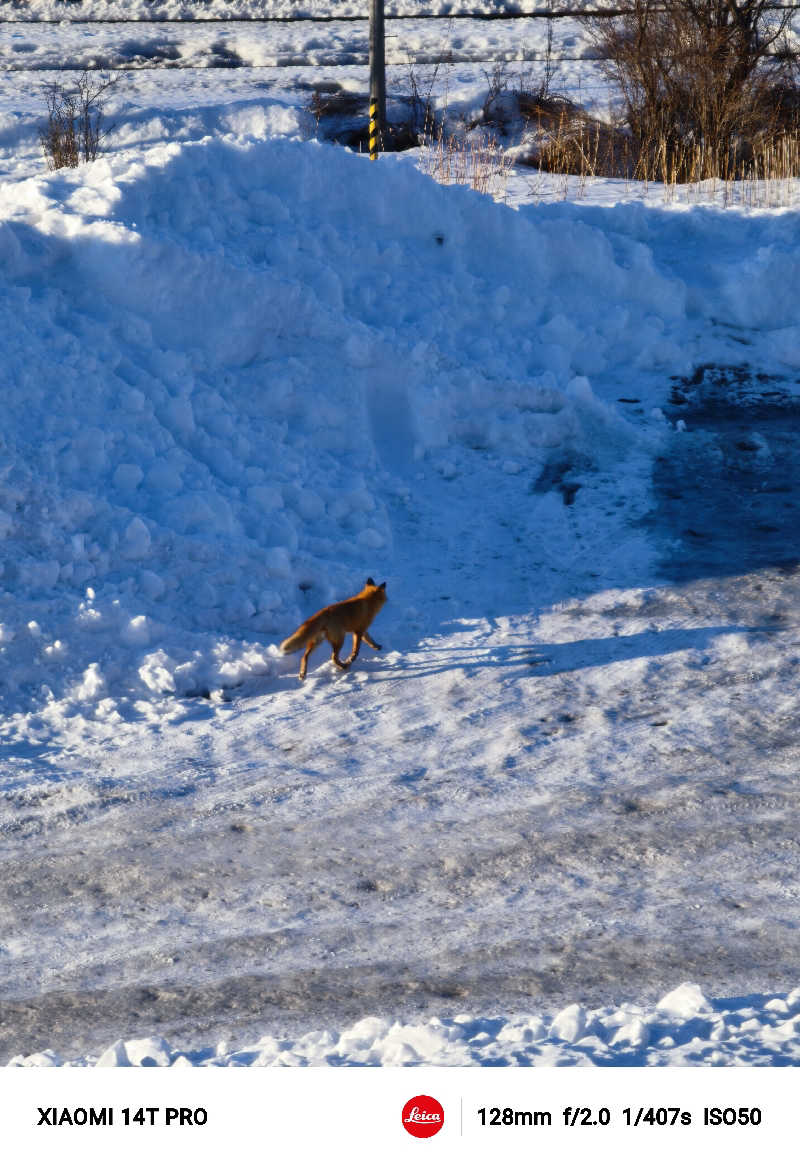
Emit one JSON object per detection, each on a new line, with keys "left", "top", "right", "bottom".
{"left": 515, "top": 76, "right": 800, "bottom": 207}
{"left": 520, "top": 108, "right": 800, "bottom": 207}
{"left": 518, "top": 96, "right": 633, "bottom": 179}
{"left": 419, "top": 127, "right": 512, "bottom": 198}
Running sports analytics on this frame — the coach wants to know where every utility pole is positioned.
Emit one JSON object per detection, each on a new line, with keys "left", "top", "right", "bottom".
{"left": 368, "top": 0, "right": 386, "bottom": 159}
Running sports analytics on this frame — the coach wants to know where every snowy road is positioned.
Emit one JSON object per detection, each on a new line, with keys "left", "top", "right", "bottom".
{"left": 3, "top": 366, "right": 800, "bottom": 1062}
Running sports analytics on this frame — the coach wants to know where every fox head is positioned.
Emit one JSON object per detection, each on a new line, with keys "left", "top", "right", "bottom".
{"left": 365, "top": 577, "right": 387, "bottom": 604}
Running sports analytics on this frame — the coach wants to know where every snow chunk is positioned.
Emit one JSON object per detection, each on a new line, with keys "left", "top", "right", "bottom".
{"left": 258, "top": 589, "right": 281, "bottom": 613}
{"left": 656, "top": 983, "right": 713, "bottom": 1018}
{"left": 13, "top": 1049, "right": 63, "bottom": 1067}
{"left": 381, "top": 1022, "right": 452, "bottom": 1063}
{"left": 264, "top": 547, "right": 292, "bottom": 578}
{"left": 139, "top": 649, "right": 176, "bottom": 694}
{"left": 609, "top": 1017, "right": 650, "bottom": 1049}
{"left": 122, "top": 517, "right": 151, "bottom": 560}
{"left": 295, "top": 489, "right": 325, "bottom": 521}
{"left": 113, "top": 463, "right": 144, "bottom": 493}
{"left": 73, "top": 663, "right": 106, "bottom": 702}
{"left": 336, "top": 1016, "right": 389, "bottom": 1055}
{"left": 122, "top": 615, "right": 151, "bottom": 647}
{"left": 549, "top": 1004, "right": 587, "bottom": 1043}
{"left": 96, "top": 1040, "right": 131, "bottom": 1068}
{"left": 139, "top": 570, "right": 166, "bottom": 600}
{"left": 497, "top": 1018, "right": 546, "bottom": 1043}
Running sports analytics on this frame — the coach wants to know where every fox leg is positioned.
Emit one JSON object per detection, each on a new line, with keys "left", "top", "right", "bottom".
{"left": 363, "top": 631, "right": 382, "bottom": 651}
{"left": 329, "top": 632, "right": 350, "bottom": 671}
{"left": 345, "top": 632, "right": 362, "bottom": 665}
{"left": 299, "top": 632, "right": 324, "bottom": 680}
{"left": 298, "top": 643, "right": 313, "bottom": 680}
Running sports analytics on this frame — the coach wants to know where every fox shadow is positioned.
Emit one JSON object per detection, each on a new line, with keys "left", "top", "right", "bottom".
{"left": 368, "top": 622, "right": 756, "bottom": 684}
{"left": 243, "top": 621, "right": 759, "bottom": 693}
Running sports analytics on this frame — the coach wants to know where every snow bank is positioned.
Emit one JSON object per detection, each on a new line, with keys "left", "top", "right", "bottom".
{"left": 0, "top": 123, "right": 687, "bottom": 736}
{"left": 10, "top": 984, "right": 800, "bottom": 1066}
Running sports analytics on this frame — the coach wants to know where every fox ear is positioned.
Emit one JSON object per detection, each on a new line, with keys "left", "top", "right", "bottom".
{"left": 379, "top": 581, "right": 386, "bottom": 590}
{"left": 366, "top": 576, "right": 375, "bottom": 586}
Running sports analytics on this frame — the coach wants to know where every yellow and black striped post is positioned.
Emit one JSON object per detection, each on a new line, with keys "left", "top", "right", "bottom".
{"left": 368, "top": 0, "right": 385, "bottom": 160}
{"left": 369, "top": 99, "right": 379, "bottom": 161}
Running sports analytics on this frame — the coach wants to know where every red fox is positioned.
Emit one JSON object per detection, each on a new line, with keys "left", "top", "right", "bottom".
{"left": 280, "top": 577, "right": 387, "bottom": 680}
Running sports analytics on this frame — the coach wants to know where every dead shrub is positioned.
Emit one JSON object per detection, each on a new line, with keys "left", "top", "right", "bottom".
{"left": 40, "top": 70, "right": 118, "bottom": 171}
{"left": 580, "top": 0, "right": 799, "bottom": 181}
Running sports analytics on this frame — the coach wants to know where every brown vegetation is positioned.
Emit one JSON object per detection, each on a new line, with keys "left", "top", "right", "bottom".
{"left": 40, "top": 71, "right": 118, "bottom": 170}
{"left": 580, "top": 0, "right": 799, "bottom": 181}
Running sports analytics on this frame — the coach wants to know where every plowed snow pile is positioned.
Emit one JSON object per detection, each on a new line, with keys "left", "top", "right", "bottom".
{"left": 0, "top": 120, "right": 681, "bottom": 741}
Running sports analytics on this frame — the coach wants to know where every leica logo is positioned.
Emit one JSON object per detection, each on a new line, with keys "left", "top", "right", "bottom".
{"left": 405, "top": 1107, "right": 441, "bottom": 1124}
{"left": 402, "top": 1095, "right": 445, "bottom": 1138}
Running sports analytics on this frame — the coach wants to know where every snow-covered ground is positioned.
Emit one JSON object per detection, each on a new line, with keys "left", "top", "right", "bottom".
{"left": 0, "top": 16, "right": 600, "bottom": 71}
{"left": 10, "top": 983, "right": 800, "bottom": 1066}
{"left": 2, "top": 8, "right": 800, "bottom": 1068}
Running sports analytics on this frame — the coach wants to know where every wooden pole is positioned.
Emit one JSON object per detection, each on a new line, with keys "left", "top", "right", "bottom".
{"left": 369, "top": 0, "right": 385, "bottom": 159}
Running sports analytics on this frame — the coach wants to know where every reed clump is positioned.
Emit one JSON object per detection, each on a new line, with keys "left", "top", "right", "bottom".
{"left": 419, "top": 126, "right": 512, "bottom": 198}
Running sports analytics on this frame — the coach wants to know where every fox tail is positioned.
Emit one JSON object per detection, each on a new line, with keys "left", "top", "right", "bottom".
{"left": 280, "top": 617, "right": 318, "bottom": 655}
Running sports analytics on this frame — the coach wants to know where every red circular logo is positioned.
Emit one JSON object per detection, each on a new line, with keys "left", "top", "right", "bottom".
{"left": 402, "top": 1095, "right": 445, "bottom": 1139}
